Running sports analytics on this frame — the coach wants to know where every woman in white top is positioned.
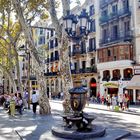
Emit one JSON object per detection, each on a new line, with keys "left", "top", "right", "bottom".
{"left": 31, "top": 91, "right": 39, "bottom": 114}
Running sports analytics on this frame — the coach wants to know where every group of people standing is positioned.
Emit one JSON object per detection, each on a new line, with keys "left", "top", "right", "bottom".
{"left": 0, "top": 90, "right": 39, "bottom": 116}
{"left": 95, "top": 92, "right": 130, "bottom": 111}
{"left": 1, "top": 93, "right": 23, "bottom": 116}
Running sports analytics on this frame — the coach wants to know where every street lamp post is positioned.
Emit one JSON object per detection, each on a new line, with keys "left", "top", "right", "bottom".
{"left": 63, "top": 9, "right": 91, "bottom": 86}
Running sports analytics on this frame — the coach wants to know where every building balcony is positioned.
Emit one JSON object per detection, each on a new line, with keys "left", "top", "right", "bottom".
{"left": 81, "top": 49, "right": 87, "bottom": 54}
{"left": 100, "top": 8, "right": 131, "bottom": 25}
{"left": 71, "top": 49, "right": 87, "bottom": 56}
{"left": 54, "top": 56, "right": 59, "bottom": 61}
{"left": 71, "top": 66, "right": 97, "bottom": 75}
{"left": 49, "top": 57, "right": 59, "bottom": 62}
{"left": 122, "top": 77, "right": 132, "bottom": 81}
{"left": 44, "top": 72, "right": 58, "bottom": 77}
{"left": 111, "top": 77, "right": 121, "bottom": 81}
{"left": 44, "top": 58, "right": 50, "bottom": 63}
{"left": 22, "top": 76, "right": 27, "bottom": 80}
{"left": 87, "top": 47, "right": 96, "bottom": 53}
{"left": 50, "top": 45, "right": 54, "bottom": 49}
{"left": 50, "top": 57, "right": 54, "bottom": 62}
{"left": 100, "top": 30, "right": 133, "bottom": 46}
{"left": 102, "top": 77, "right": 110, "bottom": 82}
{"left": 100, "top": 0, "right": 115, "bottom": 8}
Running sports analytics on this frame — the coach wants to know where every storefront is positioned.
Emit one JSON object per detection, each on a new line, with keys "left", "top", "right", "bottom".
{"left": 126, "top": 65, "right": 140, "bottom": 104}
{"left": 89, "top": 78, "right": 97, "bottom": 97}
{"left": 103, "top": 82, "right": 119, "bottom": 97}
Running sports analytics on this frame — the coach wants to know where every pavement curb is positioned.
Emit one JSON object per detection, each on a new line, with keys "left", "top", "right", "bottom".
{"left": 115, "top": 132, "right": 131, "bottom": 140}
{"left": 15, "top": 130, "right": 24, "bottom": 140}
{"left": 87, "top": 106, "right": 140, "bottom": 116}
{"left": 50, "top": 100, "right": 140, "bottom": 116}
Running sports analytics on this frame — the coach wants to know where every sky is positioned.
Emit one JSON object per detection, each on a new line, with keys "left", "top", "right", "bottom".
{"left": 33, "top": 0, "right": 86, "bottom": 25}
{"left": 70, "top": 0, "right": 86, "bottom": 8}
{"left": 57, "top": 0, "right": 86, "bottom": 18}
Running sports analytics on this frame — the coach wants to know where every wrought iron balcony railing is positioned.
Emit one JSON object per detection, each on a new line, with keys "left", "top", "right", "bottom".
{"left": 44, "top": 72, "right": 58, "bottom": 76}
{"left": 71, "top": 66, "right": 97, "bottom": 74}
{"left": 87, "top": 47, "right": 96, "bottom": 52}
{"left": 100, "top": 30, "right": 133, "bottom": 46}
{"left": 100, "top": 8, "right": 131, "bottom": 25}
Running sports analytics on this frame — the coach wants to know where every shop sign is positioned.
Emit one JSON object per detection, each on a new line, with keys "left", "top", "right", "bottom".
{"left": 90, "top": 83, "right": 96, "bottom": 87}
{"left": 103, "top": 82, "right": 119, "bottom": 88}
{"left": 134, "top": 65, "right": 140, "bottom": 75}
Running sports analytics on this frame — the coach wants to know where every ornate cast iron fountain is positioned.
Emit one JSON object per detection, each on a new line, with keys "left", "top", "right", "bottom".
{"left": 62, "top": 84, "right": 95, "bottom": 132}
{"left": 52, "top": 82, "right": 105, "bottom": 139}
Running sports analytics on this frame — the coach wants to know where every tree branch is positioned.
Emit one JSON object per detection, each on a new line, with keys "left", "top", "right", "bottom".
{"left": 47, "top": 0, "right": 62, "bottom": 39}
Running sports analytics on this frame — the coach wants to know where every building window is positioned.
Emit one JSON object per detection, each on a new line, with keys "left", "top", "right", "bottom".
{"left": 38, "top": 36, "right": 45, "bottom": 45}
{"left": 123, "top": 0, "right": 129, "bottom": 10}
{"left": 89, "top": 5, "right": 95, "bottom": 16}
{"left": 112, "top": 25, "right": 118, "bottom": 40}
{"left": 55, "top": 51, "right": 59, "bottom": 60}
{"left": 51, "top": 30, "right": 54, "bottom": 36}
{"left": 123, "top": 68, "right": 132, "bottom": 80}
{"left": 107, "top": 49, "right": 111, "bottom": 56}
{"left": 50, "top": 40, "right": 54, "bottom": 48}
{"left": 89, "top": 38, "right": 96, "bottom": 50}
{"left": 69, "top": 46, "right": 71, "bottom": 56}
{"left": 90, "top": 20, "right": 96, "bottom": 32}
{"left": 74, "top": 62, "right": 78, "bottom": 71}
{"left": 55, "top": 38, "right": 58, "bottom": 47}
{"left": 82, "top": 61, "right": 86, "bottom": 69}
{"left": 124, "top": 21, "right": 130, "bottom": 36}
{"left": 103, "top": 70, "right": 110, "bottom": 81}
{"left": 81, "top": 41, "right": 86, "bottom": 53}
{"left": 102, "top": 29, "right": 108, "bottom": 42}
{"left": 51, "top": 53, "right": 53, "bottom": 61}
{"left": 112, "top": 69, "right": 121, "bottom": 80}
{"left": 47, "top": 32, "right": 49, "bottom": 39}
{"left": 112, "top": 4, "right": 118, "bottom": 14}
{"left": 102, "top": 9, "right": 108, "bottom": 17}
{"left": 91, "top": 58, "right": 95, "bottom": 65}
{"left": 40, "top": 28, "right": 44, "bottom": 35}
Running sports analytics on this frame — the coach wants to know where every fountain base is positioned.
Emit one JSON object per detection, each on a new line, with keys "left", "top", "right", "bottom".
{"left": 52, "top": 124, "right": 105, "bottom": 139}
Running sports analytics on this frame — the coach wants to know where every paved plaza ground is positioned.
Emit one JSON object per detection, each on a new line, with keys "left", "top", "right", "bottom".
{"left": 0, "top": 100, "right": 140, "bottom": 140}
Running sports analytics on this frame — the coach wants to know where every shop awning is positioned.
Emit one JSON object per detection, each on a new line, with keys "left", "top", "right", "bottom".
{"left": 126, "top": 75, "right": 140, "bottom": 89}
{"left": 103, "top": 82, "right": 119, "bottom": 88}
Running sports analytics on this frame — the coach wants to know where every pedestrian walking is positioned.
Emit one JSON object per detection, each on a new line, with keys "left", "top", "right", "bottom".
{"left": 118, "top": 94, "right": 123, "bottom": 110}
{"left": 101, "top": 96, "right": 104, "bottom": 105}
{"left": 125, "top": 94, "right": 130, "bottom": 110}
{"left": 16, "top": 93, "right": 23, "bottom": 115}
{"left": 97, "top": 92, "right": 101, "bottom": 104}
{"left": 106, "top": 95, "right": 111, "bottom": 110}
{"left": 31, "top": 91, "right": 39, "bottom": 114}
{"left": 60, "top": 91, "right": 64, "bottom": 100}
{"left": 23, "top": 89, "right": 28, "bottom": 109}
{"left": 112, "top": 94, "right": 117, "bottom": 110}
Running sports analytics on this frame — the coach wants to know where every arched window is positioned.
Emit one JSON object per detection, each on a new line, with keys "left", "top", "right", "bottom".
{"left": 123, "top": 68, "right": 133, "bottom": 80}
{"left": 112, "top": 69, "right": 121, "bottom": 81}
{"left": 103, "top": 70, "right": 110, "bottom": 81}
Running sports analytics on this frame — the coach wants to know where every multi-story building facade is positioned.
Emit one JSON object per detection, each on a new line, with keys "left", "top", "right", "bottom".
{"left": 97, "top": 0, "right": 140, "bottom": 104}
{"left": 45, "top": 0, "right": 100, "bottom": 97}
{"left": 44, "top": 28, "right": 61, "bottom": 96}
{"left": 31, "top": 0, "right": 140, "bottom": 104}
{"left": 20, "top": 21, "right": 49, "bottom": 92}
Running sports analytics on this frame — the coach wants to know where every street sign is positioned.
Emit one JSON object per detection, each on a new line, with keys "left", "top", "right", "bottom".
{"left": 134, "top": 65, "right": 140, "bottom": 75}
